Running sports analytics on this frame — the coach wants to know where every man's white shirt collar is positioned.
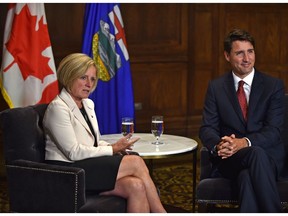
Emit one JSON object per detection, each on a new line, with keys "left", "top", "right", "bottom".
{"left": 232, "top": 68, "right": 255, "bottom": 89}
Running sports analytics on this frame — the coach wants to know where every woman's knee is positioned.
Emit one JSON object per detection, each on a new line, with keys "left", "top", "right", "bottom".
{"left": 123, "top": 155, "right": 149, "bottom": 173}
{"left": 131, "top": 177, "right": 146, "bottom": 193}
{"left": 124, "top": 177, "right": 147, "bottom": 194}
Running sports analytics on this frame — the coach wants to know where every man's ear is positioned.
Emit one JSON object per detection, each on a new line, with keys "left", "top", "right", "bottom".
{"left": 224, "top": 51, "right": 230, "bottom": 62}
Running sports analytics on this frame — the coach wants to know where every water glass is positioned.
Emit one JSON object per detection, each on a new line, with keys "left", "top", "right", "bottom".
{"left": 151, "top": 115, "right": 164, "bottom": 145}
{"left": 121, "top": 117, "right": 134, "bottom": 137}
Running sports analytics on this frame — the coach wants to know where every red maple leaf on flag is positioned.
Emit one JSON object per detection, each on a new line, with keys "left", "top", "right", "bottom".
{"left": 4, "top": 4, "right": 54, "bottom": 82}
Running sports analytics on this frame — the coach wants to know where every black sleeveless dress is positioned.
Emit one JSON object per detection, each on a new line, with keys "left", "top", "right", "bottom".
{"left": 46, "top": 107, "right": 123, "bottom": 193}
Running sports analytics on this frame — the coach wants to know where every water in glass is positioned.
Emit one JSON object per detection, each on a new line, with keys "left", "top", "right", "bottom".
{"left": 151, "top": 115, "right": 164, "bottom": 145}
{"left": 121, "top": 117, "right": 134, "bottom": 136}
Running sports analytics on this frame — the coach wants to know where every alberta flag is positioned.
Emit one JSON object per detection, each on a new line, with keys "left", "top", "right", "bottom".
{"left": 82, "top": 3, "right": 135, "bottom": 134}
{"left": 0, "top": 3, "right": 58, "bottom": 108}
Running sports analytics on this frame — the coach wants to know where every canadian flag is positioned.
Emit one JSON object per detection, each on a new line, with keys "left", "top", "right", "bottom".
{"left": 0, "top": 3, "right": 58, "bottom": 108}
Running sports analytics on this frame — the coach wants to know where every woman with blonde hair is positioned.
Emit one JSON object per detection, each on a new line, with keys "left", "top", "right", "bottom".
{"left": 43, "top": 53, "right": 166, "bottom": 213}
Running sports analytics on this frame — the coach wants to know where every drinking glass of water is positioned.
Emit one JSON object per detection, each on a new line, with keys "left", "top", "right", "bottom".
{"left": 151, "top": 115, "right": 164, "bottom": 145}
{"left": 121, "top": 117, "right": 134, "bottom": 137}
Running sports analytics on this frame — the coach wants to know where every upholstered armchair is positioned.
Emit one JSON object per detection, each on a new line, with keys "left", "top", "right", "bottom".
{"left": 0, "top": 104, "right": 127, "bottom": 213}
{"left": 196, "top": 95, "right": 288, "bottom": 213}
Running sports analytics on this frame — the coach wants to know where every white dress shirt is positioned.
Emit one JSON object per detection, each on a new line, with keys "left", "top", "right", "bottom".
{"left": 232, "top": 69, "right": 255, "bottom": 146}
{"left": 232, "top": 68, "right": 255, "bottom": 105}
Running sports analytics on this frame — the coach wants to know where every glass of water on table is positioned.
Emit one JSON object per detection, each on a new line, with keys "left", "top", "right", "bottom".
{"left": 151, "top": 115, "right": 164, "bottom": 145}
{"left": 121, "top": 117, "right": 134, "bottom": 138}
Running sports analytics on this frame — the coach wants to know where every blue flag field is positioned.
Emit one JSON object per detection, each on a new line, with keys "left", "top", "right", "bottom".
{"left": 82, "top": 3, "right": 135, "bottom": 134}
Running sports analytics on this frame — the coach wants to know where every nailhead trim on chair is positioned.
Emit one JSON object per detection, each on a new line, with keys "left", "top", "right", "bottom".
{"left": 197, "top": 199, "right": 288, "bottom": 206}
{"left": 196, "top": 199, "right": 238, "bottom": 204}
{"left": 6, "top": 164, "right": 81, "bottom": 213}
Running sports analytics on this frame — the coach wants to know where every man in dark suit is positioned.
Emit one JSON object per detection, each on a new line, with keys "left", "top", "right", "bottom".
{"left": 199, "top": 29, "right": 285, "bottom": 212}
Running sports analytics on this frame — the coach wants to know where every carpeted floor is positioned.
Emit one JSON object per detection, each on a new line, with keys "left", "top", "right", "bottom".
{"left": 0, "top": 178, "right": 9, "bottom": 213}
{"left": 0, "top": 162, "right": 196, "bottom": 213}
{"left": 153, "top": 164, "right": 194, "bottom": 212}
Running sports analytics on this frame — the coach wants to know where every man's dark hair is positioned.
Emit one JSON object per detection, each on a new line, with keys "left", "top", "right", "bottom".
{"left": 224, "top": 29, "right": 255, "bottom": 53}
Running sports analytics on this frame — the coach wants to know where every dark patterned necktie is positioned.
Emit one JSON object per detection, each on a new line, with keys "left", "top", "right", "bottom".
{"left": 237, "top": 80, "right": 247, "bottom": 121}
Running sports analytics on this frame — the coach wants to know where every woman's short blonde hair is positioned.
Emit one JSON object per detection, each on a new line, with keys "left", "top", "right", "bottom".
{"left": 57, "top": 53, "right": 98, "bottom": 92}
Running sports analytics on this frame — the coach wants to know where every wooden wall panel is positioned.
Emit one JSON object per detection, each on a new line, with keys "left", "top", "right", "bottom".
{"left": 45, "top": 3, "right": 85, "bottom": 65}
{"left": 131, "top": 62, "right": 187, "bottom": 134}
{"left": 122, "top": 4, "right": 188, "bottom": 62}
{"left": 280, "top": 14, "right": 288, "bottom": 65}
{"left": 281, "top": 13, "right": 288, "bottom": 86}
{"left": 121, "top": 4, "right": 189, "bottom": 135}
{"left": 194, "top": 12, "right": 213, "bottom": 64}
{"left": 189, "top": 6, "right": 214, "bottom": 114}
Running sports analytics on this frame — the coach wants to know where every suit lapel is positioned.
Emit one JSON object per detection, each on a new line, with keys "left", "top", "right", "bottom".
{"left": 247, "top": 71, "right": 264, "bottom": 120}
{"left": 223, "top": 73, "right": 246, "bottom": 123}
{"left": 59, "top": 88, "right": 92, "bottom": 133}
{"left": 83, "top": 100, "right": 99, "bottom": 141}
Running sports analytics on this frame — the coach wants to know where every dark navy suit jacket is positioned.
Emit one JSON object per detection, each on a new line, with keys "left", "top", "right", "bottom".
{"left": 199, "top": 69, "right": 286, "bottom": 177}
